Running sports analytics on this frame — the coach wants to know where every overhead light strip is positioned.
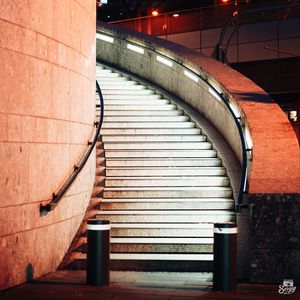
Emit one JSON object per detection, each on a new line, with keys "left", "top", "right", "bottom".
{"left": 229, "top": 102, "right": 241, "bottom": 119}
{"left": 208, "top": 87, "right": 222, "bottom": 101}
{"left": 96, "top": 33, "right": 114, "bottom": 43}
{"left": 156, "top": 55, "right": 173, "bottom": 67}
{"left": 127, "top": 43, "right": 145, "bottom": 54}
{"left": 184, "top": 70, "right": 199, "bottom": 82}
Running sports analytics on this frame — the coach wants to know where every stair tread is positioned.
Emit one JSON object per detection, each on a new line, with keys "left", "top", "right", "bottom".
{"left": 97, "top": 210, "right": 235, "bottom": 215}
{"left": 101, "top": 197, "right": 233, "bottom": 202}
{"left": 73, "top": 252, "right": 213, "bottom": 261}
{"left": 104, "top": 186, "right": 232, "bottom": 191}
{"left": 109, "top": 223, "right": 214, "bottom": 228}
{"left": 80, "top": 237, "right": 213, "bottom": 244}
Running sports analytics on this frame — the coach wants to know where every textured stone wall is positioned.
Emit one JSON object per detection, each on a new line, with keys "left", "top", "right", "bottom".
{"left": 249, "top": 194, "right": 300, "bottom": 284}
{"left": 0, "top": 1, "right": 96, "bottom": 290}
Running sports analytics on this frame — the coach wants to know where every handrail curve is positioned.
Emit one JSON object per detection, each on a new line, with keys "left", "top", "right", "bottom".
{"left": 40, "top": 80, "right": 104, "bottom": 216}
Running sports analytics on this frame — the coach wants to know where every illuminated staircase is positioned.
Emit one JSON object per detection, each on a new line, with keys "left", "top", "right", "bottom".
{"left": 66, "top": 64, "right": 235, "bottom": 272}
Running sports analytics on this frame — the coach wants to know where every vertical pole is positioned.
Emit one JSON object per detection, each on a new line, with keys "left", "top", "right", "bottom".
{"left": 86, "top": 219, "right": 110, "bottom": 286}
{"left": 213, "top": 222, "right": 237, "bottom": 291}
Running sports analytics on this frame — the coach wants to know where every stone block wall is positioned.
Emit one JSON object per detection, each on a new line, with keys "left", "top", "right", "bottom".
{"left": 0, "top": 1, "right": 96, "bottom": 290}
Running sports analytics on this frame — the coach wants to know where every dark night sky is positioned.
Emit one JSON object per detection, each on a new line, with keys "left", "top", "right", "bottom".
{"left": 97, "top": 0, "right": 225, "bottom": 21}
{"left": 97, "top": 0, "right": 292, "bottom": 21}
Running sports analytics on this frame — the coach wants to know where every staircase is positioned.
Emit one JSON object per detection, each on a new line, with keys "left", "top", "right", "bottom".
{"left": 65, "top": 63, "right": 235, "bottom": 272}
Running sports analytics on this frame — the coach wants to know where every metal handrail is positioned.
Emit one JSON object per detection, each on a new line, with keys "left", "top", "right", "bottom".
{"left": 216, "top": 3, "right": 300, "bottom": 63}
{"left": 40, "top": 80, "right": 104, "bottom": 216}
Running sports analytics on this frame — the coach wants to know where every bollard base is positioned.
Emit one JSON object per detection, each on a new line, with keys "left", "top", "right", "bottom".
{"left": 213, "top": 222, "right": 237, "bottom": 292}
{"left": 86, "top": 219, "right": 110, "bottom": 286}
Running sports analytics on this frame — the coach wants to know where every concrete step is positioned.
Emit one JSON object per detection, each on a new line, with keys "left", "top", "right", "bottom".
{"left": 100, "top": 199, "right": 234, "bottom": 210}
{"left": 91, "top": 186, "right": 104, "bottom": 197}
{"left": 112, "top": 253, "right": 213, "bottom": 261}
{"left": 95, "top": 212, "right": 235, "bottom": 223}
{"left": 105, "top": 176, "right": 230, "bottom": 187}
{"left": 102, "top": 90, "right": 155, "bottom": 96}
{"left": 102, "top": 135, "right": 206, "bottom": 142}
{"left": 102, "top": 94, "right": 163, "bottom": 100}
{"left": 104, "top": 104, "right": 176, "bottom": 110}
{"left": 72, "top": 252, "right": 213, "bottom": 261}
{"left": 100, "top": 85, "right": 147, "bottom": 90}
{"left": 104, "top": 150, "right": 217, "bottom": 158}
{"left": 96, "top": 72, "right": 122, "bottom": 78}
{"left": 102, "top": 99, "right": 170, "bottom": 105}
{"left": 101, "top": 110, "right": 183, "bottom": 116}
{"left": 110, "top": 229, "right": 213, "bottom": 238}
{"left": 109, "top": 244, "right": 213, "bottom": 254}
{"left": 103, "top": 187, "right": 232, "bottom": 198}
{"left": 97, "top": 209, "right": 234, "bottom": 215}
{"left": 103, "top": 142, "right": 211, "bottom": 150}
{"left": 106, "top": 167, "right": 225, "bottom": 176}
{"left": 105, "top": 158, "right": 222, "bottom": 167}
{"left": 103, "top": 116, "right": 189, "bottom": 122}
{"left": 102, "top": 122, "right": 196, "bottom": 129}
{"left": 97, "top": 80, "right": 138, "bottom": 86}
{"left": 81, "top": 236, "right": 213, "bottom": 244}
{"left": 77, "top": 238, "right": 213, "bottom": 253}
{"left": 109, "top": 227, "right": 214, "bottom": 238}
{"left": 101, "top": 128, "right": 201, "bottom": 135}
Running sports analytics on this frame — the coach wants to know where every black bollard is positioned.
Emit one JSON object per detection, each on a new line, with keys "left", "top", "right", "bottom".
{"left": 86, "top": 219, "right": 110, "bottom": 286}
{"left": 213, "top": 222, "right": 237, "bottom": 291}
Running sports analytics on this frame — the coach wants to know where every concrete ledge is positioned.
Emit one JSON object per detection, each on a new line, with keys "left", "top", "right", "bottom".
{"left": 96, "top": 22, "right": 300, "bottom": 194}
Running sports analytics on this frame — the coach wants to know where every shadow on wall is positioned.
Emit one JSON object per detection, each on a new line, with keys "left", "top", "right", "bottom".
{"left": 26, "top": 264, "right": 34, "bottom": 283}
{"left": 234, "top": 92, "right": 274, "bottom": 104}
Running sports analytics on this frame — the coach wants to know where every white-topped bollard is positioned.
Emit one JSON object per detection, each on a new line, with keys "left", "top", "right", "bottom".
{"left": 213, "top": 222, "right": 237, "bottom": 291}
{"left": 86, "top": 219, "right": 110, "bottom": 286}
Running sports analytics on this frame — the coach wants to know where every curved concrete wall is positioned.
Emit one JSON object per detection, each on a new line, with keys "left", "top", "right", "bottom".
{"left": 0, "top": 1, "right": 96, "bottom": 290}
{"left": 96, "top": 22, "right": 300, "bottom": 194}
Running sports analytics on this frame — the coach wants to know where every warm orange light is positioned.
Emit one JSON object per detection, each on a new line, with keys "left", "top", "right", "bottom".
{"left": 173, "top": 13, "right": 179, "bottom": 17}
{"left": 152, "top": 10, "right": 159, "bottom": 16}
{"left": 222, "top": 0, "right": 229, "bottom": 3}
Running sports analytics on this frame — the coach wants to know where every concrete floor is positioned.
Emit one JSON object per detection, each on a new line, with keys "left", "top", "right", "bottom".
{"left": 0, "top": 270, "right": 298, "bottom": 300}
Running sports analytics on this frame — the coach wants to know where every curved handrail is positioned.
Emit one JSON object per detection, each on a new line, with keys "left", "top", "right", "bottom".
{"left": 216, "top": 3, "right": 300, "bottom": 63}
{"left": 96, "top": 28, "right": 250, "bottom": 211}
{"left": 40, "top": 80, "right": 104, "bottom": 216}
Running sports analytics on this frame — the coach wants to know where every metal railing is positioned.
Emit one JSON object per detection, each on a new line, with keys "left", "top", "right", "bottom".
{"left": 215, "top": 3, "right": 300, "bottom": 64}
{"left": 40, "top": 81, "right": 104, "bottom": 216}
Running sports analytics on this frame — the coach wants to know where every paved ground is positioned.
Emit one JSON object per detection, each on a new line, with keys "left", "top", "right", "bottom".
{"left": 0, "top": 270, "right": 298, "bottom": 300}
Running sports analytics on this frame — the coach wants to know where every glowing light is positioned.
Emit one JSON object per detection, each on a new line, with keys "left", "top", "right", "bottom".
{"left": 184, "top": 70, "right": 199, "bottom": 82}
{"left": 127, "top": 43, "right": 145, "bottom": 54}
{"left": 222, "top": 0, "right": 229, "bottom": 3}
{"left": 152, "top": 10, "right": 159, "bottom": 16}
{"left": 156, "top": 55, "right": 173, "bottom": 67}
{"left": 96, "top": 33, "right": 114, "bottom": 43}
{"left": 208, "top": 88, "right": 222, "bottom": 101}
{"left": 173, "top": 13, "right": 179, "bottom": 17}
{"left": 229, "top": 102, "right": 241, "bottom": 119}
{"left": 245, "top": 126, "right": 253, "bottom": 150}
